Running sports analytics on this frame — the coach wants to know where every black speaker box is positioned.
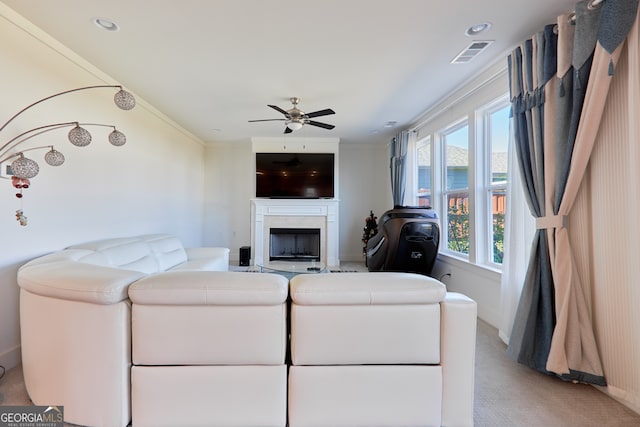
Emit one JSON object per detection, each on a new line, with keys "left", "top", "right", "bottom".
{"left": 239, "top": 246, "right": 251, "bottom": 266}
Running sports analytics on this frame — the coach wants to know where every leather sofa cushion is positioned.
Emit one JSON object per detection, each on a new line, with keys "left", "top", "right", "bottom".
{"left": 290, "top": 272, "right": 445, "bottom": 365}
{"left": 288, "top": 365, "right": 442, "bottom": 427}
{"left": 130, "top": 271, "right": 288, "bottom": 365}
{"left": 132, "top": 366, "right": 287, "bottom": 427}
{"left": 129, "top": 271, "right": 288, "bottom": 305}
{"left": 69, "top": 237, "right": 161, "bottom": 274}
{"left": 290, "top": 272, "right": 446, "bottom": 305}
{"left": 132, "top": 304, "right": 287, "bottom": 365}
{"left": 291, "top": 303, "right": 441, "bottom": 365}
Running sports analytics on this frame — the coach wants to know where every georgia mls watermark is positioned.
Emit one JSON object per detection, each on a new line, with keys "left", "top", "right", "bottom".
{"left": 0, "top": 406, "right": 64, "bottom": 427}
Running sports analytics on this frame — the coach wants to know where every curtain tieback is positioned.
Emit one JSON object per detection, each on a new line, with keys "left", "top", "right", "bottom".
{"left": 536, "top": 214, "right": 567, "bottom": 229}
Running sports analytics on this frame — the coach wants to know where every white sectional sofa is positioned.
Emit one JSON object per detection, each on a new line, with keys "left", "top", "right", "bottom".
{"left": 17, "top": 234, "right": 230, "bottom": 427}
{"left": 17, "top": 234, "right": 477, "bottom": 427}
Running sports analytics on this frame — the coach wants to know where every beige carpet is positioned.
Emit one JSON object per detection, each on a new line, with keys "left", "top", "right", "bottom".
{"left": 473, "top": 319, "right": 640, "bottom": 426}
{"left": 1, "top": 319, "right": 639, "bottom": 426}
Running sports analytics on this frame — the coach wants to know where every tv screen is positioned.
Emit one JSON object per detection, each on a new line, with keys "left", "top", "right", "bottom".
{"left": 256, "top": 153, "right": 335, "bottom": 198}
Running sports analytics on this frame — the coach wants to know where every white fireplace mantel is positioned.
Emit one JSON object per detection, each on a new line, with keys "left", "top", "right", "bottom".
{"left": 251, "top": 198, "right": 340, "bottom": 267}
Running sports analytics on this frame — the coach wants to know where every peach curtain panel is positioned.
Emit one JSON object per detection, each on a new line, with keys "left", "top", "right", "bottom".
{"left": 507, "top": 0, "right": 639, "bottom": 386}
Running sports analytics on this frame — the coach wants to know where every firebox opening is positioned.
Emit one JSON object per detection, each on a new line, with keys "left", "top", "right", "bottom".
{"left": 269, "top": 228, "right": 321, "bottom": 262}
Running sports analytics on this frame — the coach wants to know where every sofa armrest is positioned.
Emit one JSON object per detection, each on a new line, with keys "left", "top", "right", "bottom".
{"left": 440, "top": 292, "right": 477, "bottom": 427}
{"left": 18, "top": 261, "right": 145, "bottom": 305}
{"left": 173, "top": 247, "right": 230, "bottom": 271}
{"left": 184, "top": 247, "right": 230, "bottom": 260}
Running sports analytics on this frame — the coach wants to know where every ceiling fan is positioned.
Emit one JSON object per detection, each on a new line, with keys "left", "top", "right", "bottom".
{"left": 249, "top": 97, "right": 335, "bottom": 133}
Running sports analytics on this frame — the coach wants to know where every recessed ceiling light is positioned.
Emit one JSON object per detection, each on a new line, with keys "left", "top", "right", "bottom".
{"left": 92, "top": 17, "right": 120, "bottom": 32}
{"left": 465, "top": 22, "right": 492, "bottom": 37}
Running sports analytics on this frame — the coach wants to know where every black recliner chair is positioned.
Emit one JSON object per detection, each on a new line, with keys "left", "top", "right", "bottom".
{"left": 366, "top": 206, "right": 440, "bottom": 276}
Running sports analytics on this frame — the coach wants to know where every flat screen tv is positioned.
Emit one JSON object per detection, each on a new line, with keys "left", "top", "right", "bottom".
{"left": 256, "top": 152, "right": 335, "bottom": 198}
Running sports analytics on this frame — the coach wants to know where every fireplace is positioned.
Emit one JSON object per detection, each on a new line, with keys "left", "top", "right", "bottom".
{"left": 251, "top": 199, "right": 340, "bottom": 267}
{"left": 269, "top": 228, "right": 320, "bottom": 261}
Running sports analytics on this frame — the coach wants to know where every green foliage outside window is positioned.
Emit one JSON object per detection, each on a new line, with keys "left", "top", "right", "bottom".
{"left": 447, "top": 202, "right": 470, "bottom": 254}
{"left": 447, "top": 203, "right": 505, "bottom": 264}
{"left": 493, "top": 212, "right": 505, "bottom": 264}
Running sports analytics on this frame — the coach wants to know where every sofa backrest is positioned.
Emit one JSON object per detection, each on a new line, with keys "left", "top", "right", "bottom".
{"left": 68, "top": 237, "right": 161, "bottom": 274}
{"left": 139, "top": 234, "right": 188, "bottom": 271}
{"left": 66, "top": 234, "right": 188, "bottom": 274}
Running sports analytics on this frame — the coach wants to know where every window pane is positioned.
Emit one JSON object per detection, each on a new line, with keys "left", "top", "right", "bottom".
{"left": 491, "top": 188, "right": 506, "bottom": 263}
{"left": 445, "top": 125, "right": 469, "bottom": 191}
{"left": 488, "top": 104, "right": 509, "bottom": 265}
{"left": 417, "top": 138, "right": 431, "bottom": 207}
{"left": 490, "top": 106, "right": 510, "bottom": 184}
{"left": 447, "top": 191, "right": 469, "bottom": 255}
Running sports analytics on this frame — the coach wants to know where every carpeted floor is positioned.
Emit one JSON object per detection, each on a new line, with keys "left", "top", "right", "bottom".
{"left": 1, "top": 318, "right": 639, "bottom": 426}
{"left": 473, "top": 319, "right": 640, "bottom": 426}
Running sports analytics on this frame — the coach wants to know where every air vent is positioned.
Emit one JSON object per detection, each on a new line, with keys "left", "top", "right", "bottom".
{"left": 451, "top": 40, "right": 494, "bottom": 64}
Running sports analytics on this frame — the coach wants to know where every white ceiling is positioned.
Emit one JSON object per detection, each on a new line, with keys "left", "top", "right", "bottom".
{"left": 2, "top": 0, "right": 578, "bottom": 145}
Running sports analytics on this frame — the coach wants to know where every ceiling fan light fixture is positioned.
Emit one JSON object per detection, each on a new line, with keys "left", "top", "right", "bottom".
{"left": 250, "top": 97, "right": 335, "bottom": 132}
{"left": 288, "top": 121, "right": 304, "bottom": 131}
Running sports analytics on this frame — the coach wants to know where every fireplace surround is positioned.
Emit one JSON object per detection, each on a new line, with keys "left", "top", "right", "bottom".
{"left": 251, "top": 199, "right": 339, "bottom": 267}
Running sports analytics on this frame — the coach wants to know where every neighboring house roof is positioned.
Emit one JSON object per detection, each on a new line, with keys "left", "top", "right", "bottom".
{"left": 417, "top": 146, "right": 507, "bottom": 173}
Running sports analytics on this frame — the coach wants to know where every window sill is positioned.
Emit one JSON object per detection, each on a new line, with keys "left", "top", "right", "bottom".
{"left": 436, "top": 252, "right": 502, "bottom": 280}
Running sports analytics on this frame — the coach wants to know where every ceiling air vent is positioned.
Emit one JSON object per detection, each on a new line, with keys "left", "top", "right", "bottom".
{"left": 450, "top": 40, "right": 494, "bottom": 64}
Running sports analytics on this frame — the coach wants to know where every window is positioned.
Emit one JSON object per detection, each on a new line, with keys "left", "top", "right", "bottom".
{"left": 409, "top": 94, "right": 510, "bottom": 270}
{"left": 443, "top": 122, "right": 470, "bottom": 256}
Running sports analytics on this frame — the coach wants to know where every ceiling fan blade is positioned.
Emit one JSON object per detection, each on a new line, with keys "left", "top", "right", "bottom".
{"left": 268, "top": 104, "right": 290, "bottom": 116}
{"left": 307, "top": 120, "right": 335, "bottom": 130}
{"left": 305, "top": 108, "right": 335, "bottom": 118}
{"left": 284, "top": 127, "right": 293, "bottom": 134}
{"left": 248, "top": 118, "right": 286, "bottom": 122}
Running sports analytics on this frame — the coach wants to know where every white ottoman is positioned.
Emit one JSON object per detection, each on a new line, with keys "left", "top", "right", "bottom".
{"left": 129, "top": 271, "right": 289, "bottom": 427}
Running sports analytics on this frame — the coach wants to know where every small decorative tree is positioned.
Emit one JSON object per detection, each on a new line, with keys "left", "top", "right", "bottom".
{"left": 362, "top": 210, "right": 378, "bottom": 258}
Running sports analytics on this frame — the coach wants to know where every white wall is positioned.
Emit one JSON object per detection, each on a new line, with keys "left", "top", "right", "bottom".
{"left": 203, "top": 141, "right": 254, "bottom": 251}
{"left": 338, "top": 142, "right": 392, "bottom": 262}
{"left": 0, "top": 5, "right": 207, "bottom": 370}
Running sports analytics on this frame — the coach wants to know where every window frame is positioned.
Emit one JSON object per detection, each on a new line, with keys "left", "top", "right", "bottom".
{"left": 478, "top": 95, "right": 510, "bottom": 268}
